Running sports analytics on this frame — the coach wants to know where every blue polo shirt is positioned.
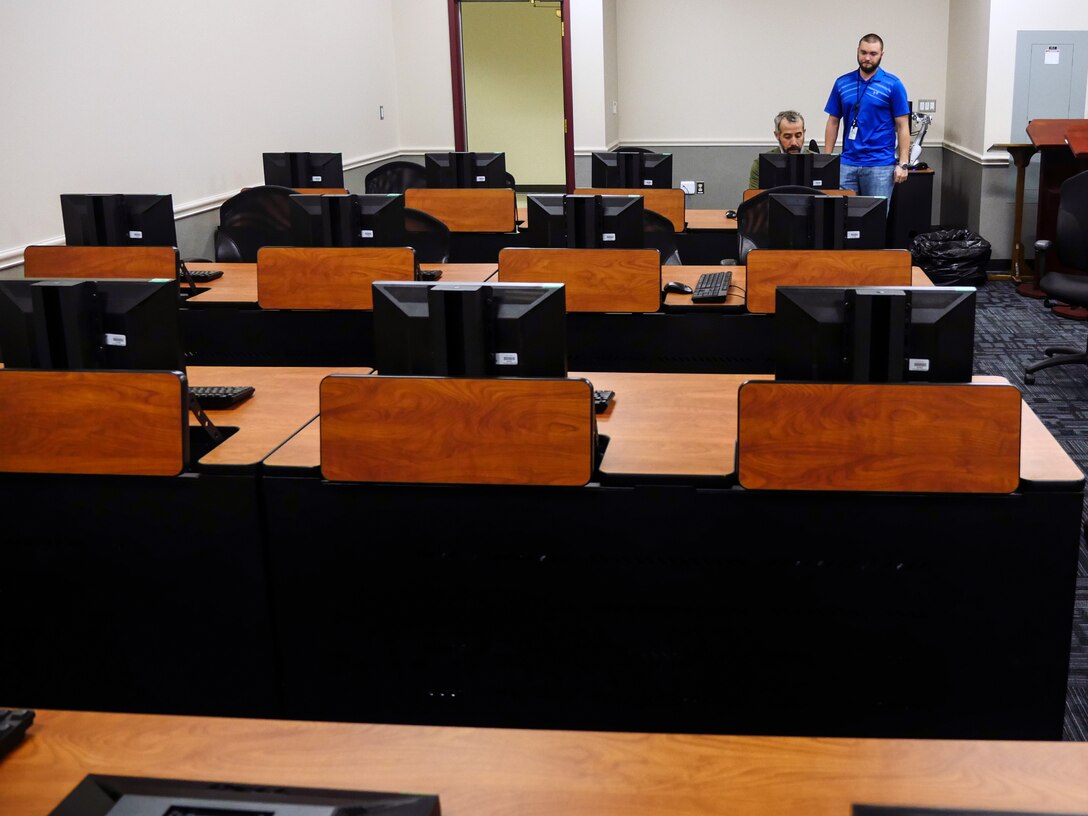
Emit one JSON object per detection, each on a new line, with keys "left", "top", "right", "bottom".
{"left": 824, "top": 66, "right": 909, "bottom": 166}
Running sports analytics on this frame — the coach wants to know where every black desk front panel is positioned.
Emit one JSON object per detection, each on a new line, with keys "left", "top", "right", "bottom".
{"left": 261, "top": 473, "right": 1080, "bottom": 740}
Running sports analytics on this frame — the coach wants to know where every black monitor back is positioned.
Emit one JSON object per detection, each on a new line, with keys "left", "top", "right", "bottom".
{"left": 844, "top": 195, "right": 888, "bottom": 249}
{"left": 60, "top": 194, "right": 177, "bottom": 248}
{"left": 526, "top": 194, "right": 644, "bottom": 249}
{"left": 263, "top": 152, "right": 345, "bottom": 188}
{"left": 424, "top": 152, "right": 507, "bottom": 188}
{"left": 0, "top": 278, "right": 183, "bottom": 371}
{"left": 289, "top": 193, "right": 407, "bottom": 247}
{"left": 767, "top": 193, "right": 846, "bottom": 250}
{"left": 775, "top": 285, "right": 975, "bottom": 383}
{"left": 372, "top": 281, "right": 566, "bottom": 377}
{"left": 758, "top": 153, "right": 840, "bottom": 190}
{"left": 591, "top": 151, "right": 672, "bottom": 188}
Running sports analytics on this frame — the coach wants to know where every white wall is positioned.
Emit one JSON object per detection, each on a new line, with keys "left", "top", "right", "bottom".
{"left": 0, "top": 0, "right": 401, "bottom": 265}
{"left": 613, "top": 1, "right": 950, "bottom": 147}
{"left": 985, "top": 0, "right": 1088, "bottom": 152}
{"left": 945, "top": 0, "right": 991, "bottom": 159}
{"left": 569, "top": 1, "right": 610, "bottom": 152}
{"left": 391, "top": 0, "right": 455, "bottom": 152}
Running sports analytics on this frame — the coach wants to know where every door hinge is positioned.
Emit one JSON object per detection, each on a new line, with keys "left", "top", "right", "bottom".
{"left": 564, "top": 118, "right": 568, "bottom": 135}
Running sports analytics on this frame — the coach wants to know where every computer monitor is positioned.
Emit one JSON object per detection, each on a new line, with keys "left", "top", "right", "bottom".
{"left": 263, "top": 152, "right": 345, "bottom": 188}
{"left": 844, "top": 195, "right": 889, "bottom": 249}
{"left": 767, "top": 193, "right": 846, "bottom": 250}
{"left": 48, "top": 774, "right": 440, "bottom": 816}
{"left": 372, "top": 281, "right": 566, "bottom": 377}
{"left": 424, "top": 151, "right": 507, "bottom": 188}
{"left": 0, "top": 278, "right": 183, "bottom": 370}
{"left": 590, "top": 151, "right": 672, "bottom": 189}
{"left": 60, "top": 194, "right": 177, "bottom": 247}
{"left": 775, "top": 285, "right": 976, "bottom": 383}
{"left": 758, "top": 153, "right": 841, "bottom": 189}
{"left": 525, "top": 194, "right": 645, "bottom": 249}
{"left": 288, "top": 193, "right": 407, "bottom": 247}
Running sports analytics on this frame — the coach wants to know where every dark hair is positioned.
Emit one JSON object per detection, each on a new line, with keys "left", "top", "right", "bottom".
{"left": 859, "top": 33, "right": 884, "bottom": 49}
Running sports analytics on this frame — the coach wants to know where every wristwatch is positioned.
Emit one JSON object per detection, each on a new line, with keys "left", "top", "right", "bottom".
{"left": 899, "top": 162, "right": 911, "bottom": 170}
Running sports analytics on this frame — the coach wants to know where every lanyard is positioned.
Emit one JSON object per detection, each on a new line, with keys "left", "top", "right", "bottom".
{"left": 850, "top": 71, "right": 872, "bottom": 128}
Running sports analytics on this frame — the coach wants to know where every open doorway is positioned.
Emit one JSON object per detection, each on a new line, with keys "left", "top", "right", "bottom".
{"left": 447, "top": 0, "right": 574, "bottom": 192}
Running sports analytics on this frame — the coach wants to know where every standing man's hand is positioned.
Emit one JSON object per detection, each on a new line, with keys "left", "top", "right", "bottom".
{"left": 894, "top": 163, "right": 909, "bottom": 184}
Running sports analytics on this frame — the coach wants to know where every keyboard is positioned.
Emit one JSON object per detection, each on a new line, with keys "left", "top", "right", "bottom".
{"left": 182, "top": 268, "right": 224, "bottom": 283}
{"left": 594, "top": 389, "right": 615, "bottom": 414}
{"left": 691, "top": 270, "right": 733, "bottom": 303}
{"left": 191, "top": 385, "right": 255, "bottom": 409}
{"left": 0, "top": 709, "right": 34, "bottom": 759}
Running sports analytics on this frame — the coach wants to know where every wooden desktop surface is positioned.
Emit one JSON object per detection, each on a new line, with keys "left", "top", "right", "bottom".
{"left": 185, "top": 262, "right": 497, "bottom": 305}
{"left": 258, "top": 370, "right": 1081, "bottom": 484}
{"left": 2, "top": 709, "right": 1087, "bottom": 816}
{"left": 661, "top": 265, "right": 934, "bottom": 309}
{"left": 187, "top": 365, "right": 370, "bottom": 467}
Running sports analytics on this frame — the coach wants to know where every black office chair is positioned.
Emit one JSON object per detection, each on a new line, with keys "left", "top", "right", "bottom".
{"left": 404, "top": 207, "right": 451, "bottom": 264}
{"left": 215, "top": 185, "right": 298, "bottom": 263}
{"left": 1023, "top": 169, "right": 1088, "bottom": 384}
{"left": 729, "top": 184, "right": 824, "bottom": 264}
{"left": 643, "top": 209, "right": 680, "bottom": 265}
{"left": 503, "top": 171, "right": 517, "bottom": 191}
{"left": 365, "top": 161, "right": 428, "bottom": 194}
{"left": 615, "top": 146, "right": 654, "bottom": 153}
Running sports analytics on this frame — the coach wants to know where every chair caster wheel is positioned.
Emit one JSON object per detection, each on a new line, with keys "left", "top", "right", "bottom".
{"left": 1024, "top": 373, "right": 1036, "bottom": 384}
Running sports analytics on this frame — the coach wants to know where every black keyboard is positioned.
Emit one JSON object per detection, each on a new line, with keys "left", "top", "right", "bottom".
{"left": 692, "top": 270, "right": 733, "bottom": 303}
{"left": 191, "top": 385, "right": 255, "bottom": 409}
{"left": 182, "top": 268, "right": 224, "bottom": 282}
{"left": 0, "top": 709, "right": 34, "bottom": 759}
{"left": 594, "top": 389, "right": 615, "bottom": 414}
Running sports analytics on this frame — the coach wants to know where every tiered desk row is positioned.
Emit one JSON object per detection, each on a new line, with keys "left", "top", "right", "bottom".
{"left": 4, "top": 237, "right": 1084, "bottom": 740}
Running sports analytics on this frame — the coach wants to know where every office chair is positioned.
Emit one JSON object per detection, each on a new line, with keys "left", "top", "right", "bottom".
{"left": 643, "top": 209, "right": 681, "bottom": 265}
{"left": 1023, "top": 169, "right": 1088, "bottom": 384}
{"left": 215, "top": 185, "right": 298, "bottom": 263}
{"left": 404, "top": 207, "right": 451, "bottom": 264}
{"left": 503, "top": 171, "right": 517, "bottom": 191}
{"left": 364, "top": 161, "right": 428, "bottom": 194}
{"left": 615, "top": 146, "right": 654, "bottom": 153}
{"left": 730, "top": 184, "right": 823, "bottom": 264}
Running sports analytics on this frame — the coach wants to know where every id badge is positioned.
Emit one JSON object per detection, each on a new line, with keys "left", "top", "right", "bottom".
{"left": 848, "top": 124, "right": 858, "bottom": 140}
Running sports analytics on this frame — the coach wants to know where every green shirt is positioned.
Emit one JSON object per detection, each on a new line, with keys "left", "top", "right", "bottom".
{"left": 748, "top": 145, "right": 813, "bottom": 190}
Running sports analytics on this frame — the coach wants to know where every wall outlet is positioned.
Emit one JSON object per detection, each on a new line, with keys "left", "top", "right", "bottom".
{"left": 612, "top": 99, "right": 618, "bottom": 114}
{"left": 680, "top": 180, "right": 696, "bottom": 194}
{"left": 695, "top": 181, "right": 705, "bottom": 195}
{"left": 918, "top": 99, "right": 937, "bottom": 113}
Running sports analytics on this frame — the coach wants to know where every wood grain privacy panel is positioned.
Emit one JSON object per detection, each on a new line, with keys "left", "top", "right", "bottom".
{"left": 256, "top": 246, "right": 415, "bottom": 309}
{"left": 742, "top": 188, "right": 856, "bottom": 201}
{"left": 498, "top": 248, "right": 661, "bottom": 312}
{"left": 23, "top": 245, "right": 178, "bottom": 279}
{"left": 0, "top": 370, "right": 187, "bottom": 476}
{"left": 737, "top": 381, "right": 1022, "bottom": 493}
{"left": 320, "top": 375, "right": 595, "bottom": 485}
{"left": 574, "top": 188, "right": 685, "bottom": 231}
{"left": 404, "top": 188, "right": 516, "bottom": 232}
{"left": 745, "top": 249, "right": 913, "bottom": 313}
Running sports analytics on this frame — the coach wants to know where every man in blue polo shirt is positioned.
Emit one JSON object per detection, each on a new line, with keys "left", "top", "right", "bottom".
{"left": 823, "top": 33, "right": 911, "bottom": 199}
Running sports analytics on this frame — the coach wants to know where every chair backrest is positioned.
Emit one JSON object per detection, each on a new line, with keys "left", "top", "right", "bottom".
{"left": 643, "top": 209, "right": 680, "bottom": 265}
{"left": 365, "top": 161, "right": 429, "bottom": 194}
{"left": 615, "top": 146, "right": 653, "bottom": 153}
{"left": 216, "top": 185, "right": 298, "bottom": 262}
{"left": 735, "top": 184, "right": 826, "bottom": 264}
{"left": 404, "top": 207, "right": 451, "bottom": 264}
{"left": 1055, "top": 170, "right": 1088, "bottom": 272}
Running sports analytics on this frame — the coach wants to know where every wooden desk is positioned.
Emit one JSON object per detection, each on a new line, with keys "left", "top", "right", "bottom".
{"left": 573, "top": 187, "right": 685, "bottom": 231}
{"left": 684, "top": 208, "right": 737, "bottom": 231}
{"left": 188, "top": 365, "right": 370, "bottom": 468}
{"left": 185, "top": 262, "right": 497, "bottom": 306}
{"left": 1026, "top": 119, "right": 1088, "bottom": 272}
{"left": 405, "top": 188, "right": 517, "bottom": 232}
{"left": 3, "top": 709, "right": 1088, "bottom": 816}
{"left": 988, "top": 143, "right": 1039, "bottom": 283}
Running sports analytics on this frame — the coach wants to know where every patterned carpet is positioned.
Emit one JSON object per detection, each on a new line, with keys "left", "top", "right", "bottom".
{"left": 972, "top": 282, "right": 1088, "bottom": 740}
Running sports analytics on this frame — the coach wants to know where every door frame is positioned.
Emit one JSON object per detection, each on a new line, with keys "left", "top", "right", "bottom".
{"left": 446, "top": 0, "right": 575, "bottom": 191}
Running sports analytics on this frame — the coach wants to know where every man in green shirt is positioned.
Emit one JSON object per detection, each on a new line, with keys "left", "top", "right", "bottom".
{"left": 748, "top": 110, "right": 812, "bottom": 189}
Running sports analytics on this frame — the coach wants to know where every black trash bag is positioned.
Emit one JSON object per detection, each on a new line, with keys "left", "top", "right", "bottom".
{"left": 909, "top": 228, "right": 991, "bottom": 286}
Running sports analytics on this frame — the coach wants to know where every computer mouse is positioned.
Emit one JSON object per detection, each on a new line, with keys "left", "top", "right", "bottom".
{"left": 417, "top": 268, "right": 443, "bottom": 281}
{"left": 663, "top": 281, "right": 693, "bottom": 295}
{"left": 725, "top": 209, "right": 737, "bottom": 219}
